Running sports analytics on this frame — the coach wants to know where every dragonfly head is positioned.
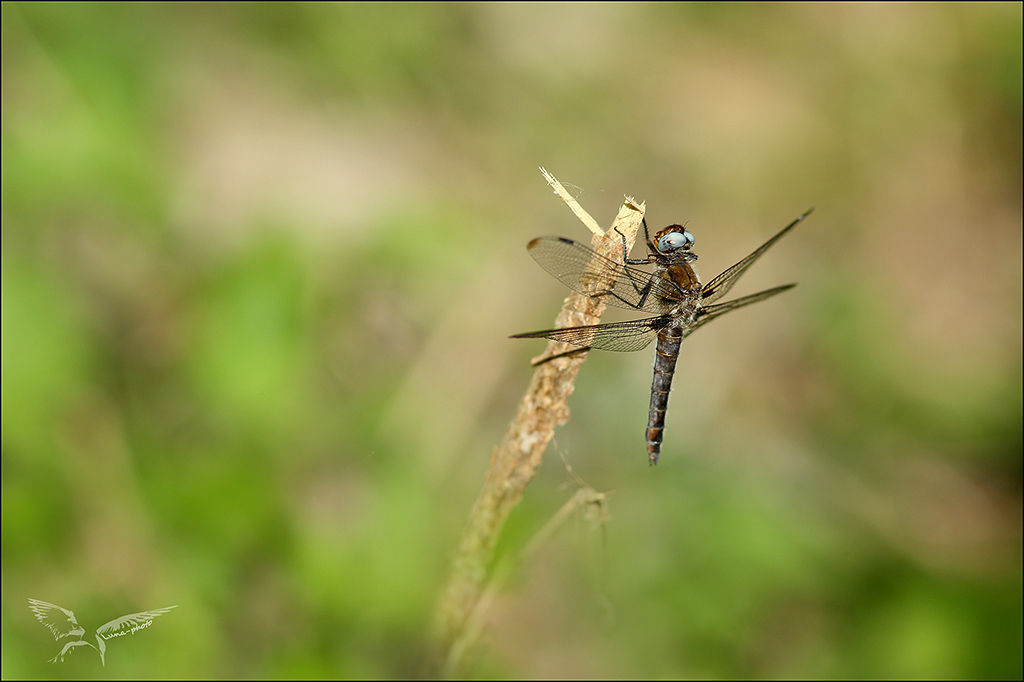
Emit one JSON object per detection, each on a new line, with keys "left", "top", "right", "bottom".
{"left": 654, "top": 225, "right": 695, "bottom": 256}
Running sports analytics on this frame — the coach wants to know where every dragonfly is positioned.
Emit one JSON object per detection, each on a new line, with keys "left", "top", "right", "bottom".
{"left": 512, "top": 208, "right": 812, "bottom": 465}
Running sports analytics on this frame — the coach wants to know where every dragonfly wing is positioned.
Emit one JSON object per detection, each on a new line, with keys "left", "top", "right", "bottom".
{"left": 512, "top": 316, "right": 670, "bottom": 352}
{"left": 527, "top": 236, "right": 683, "bottom": 313}
{"left": 687, "top": 284, "right": 796, "bottom": 337}
{"left": 701, "top": 209, "right": 811, "bottom": 304}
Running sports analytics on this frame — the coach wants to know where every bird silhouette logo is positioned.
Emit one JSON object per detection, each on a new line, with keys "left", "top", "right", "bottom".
{"left": 29, "top": 598, "right": 177, "bottom": 666}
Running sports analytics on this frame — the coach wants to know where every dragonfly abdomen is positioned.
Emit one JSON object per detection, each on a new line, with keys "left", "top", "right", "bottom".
{"left": 646, "top": 325, "right": 684, "bottom": 465}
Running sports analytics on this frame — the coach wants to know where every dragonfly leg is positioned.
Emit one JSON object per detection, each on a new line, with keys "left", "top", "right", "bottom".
{"left": 615, "top": 218, "right": 654, "bottom": 266}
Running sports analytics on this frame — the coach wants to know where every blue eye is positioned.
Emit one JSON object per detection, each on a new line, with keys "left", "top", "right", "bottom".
{"left": 658, "top": 230, "right": 694, "bottom": 252}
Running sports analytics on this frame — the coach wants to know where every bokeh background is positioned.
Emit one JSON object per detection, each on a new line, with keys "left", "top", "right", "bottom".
{"left": 3, "top": 3, "right": 1020, "bottom": 678}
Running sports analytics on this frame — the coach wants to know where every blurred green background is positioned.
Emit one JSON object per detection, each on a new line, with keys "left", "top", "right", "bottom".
{"left": 3, "top": 3, "right": 1020, "bottom": 678}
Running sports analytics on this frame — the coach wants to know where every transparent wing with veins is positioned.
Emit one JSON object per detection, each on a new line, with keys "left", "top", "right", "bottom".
{"left": 514, "top": 208, "right": 812, "bottom": 353}
{"left": 524, "top": 236, "right": 684, "bottom": 313}
{"left": 512, "top": 315, "right": 672, "bottom": 352}
{"left": 690, "top": 284, "right": 796, "bottom": 335}
{"left": 700, "top": 209, "right": 812, "bottom": 304}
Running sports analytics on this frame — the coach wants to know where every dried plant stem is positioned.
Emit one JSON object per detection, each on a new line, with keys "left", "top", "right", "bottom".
{"left": 446, "top": 482, "right": 610, "bottom": 677}
{"left": 428, "top": 169, "right": 645, "bottom": 676}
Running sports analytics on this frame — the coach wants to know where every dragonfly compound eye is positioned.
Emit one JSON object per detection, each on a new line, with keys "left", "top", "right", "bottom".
{"left": 659, "top": 230, "right": 694, "bottom": 253}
